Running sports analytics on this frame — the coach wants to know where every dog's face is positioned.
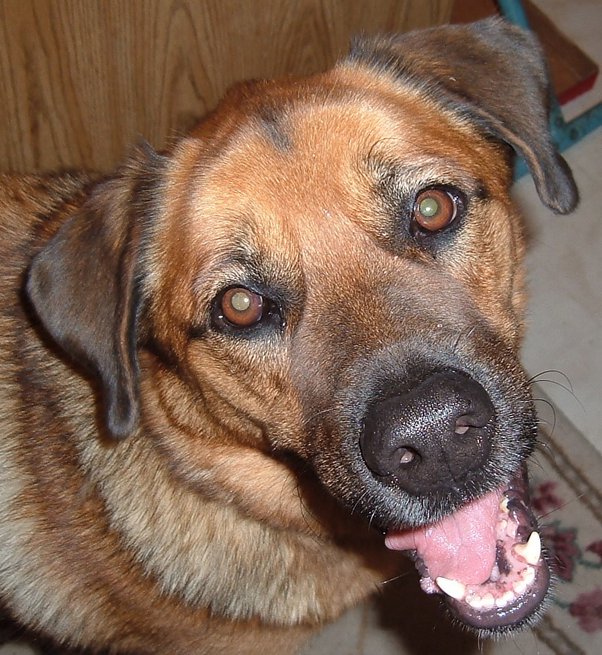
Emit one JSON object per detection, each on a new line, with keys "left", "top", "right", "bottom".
{"left": 27, "top": 20, "right": 577, "bottom": 637}
{"left": 154, "top": 68, "right": 531, "bottom": 516}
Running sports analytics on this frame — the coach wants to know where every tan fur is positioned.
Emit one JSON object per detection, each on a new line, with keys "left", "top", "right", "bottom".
{"left": 0, "top": 20, "right": 577, "bottom": 655}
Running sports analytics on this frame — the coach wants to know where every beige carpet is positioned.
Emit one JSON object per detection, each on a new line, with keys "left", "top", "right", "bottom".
{"left": 1, "top": 387, "right": 601, "bottom": 655}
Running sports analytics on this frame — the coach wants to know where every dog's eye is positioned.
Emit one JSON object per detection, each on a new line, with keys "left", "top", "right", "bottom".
{"left": 413, "top": 188, "right": 460, "bottom": 232}
{"left": 219, "top": 287, "right": 265, "bottom": 328}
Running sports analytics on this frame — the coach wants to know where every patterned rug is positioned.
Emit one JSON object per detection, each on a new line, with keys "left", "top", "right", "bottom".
{"left": 1, "top": 386, "right": 601, "bottom": 655}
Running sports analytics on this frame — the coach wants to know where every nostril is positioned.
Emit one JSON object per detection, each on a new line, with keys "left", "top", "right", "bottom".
{"left": 454, "top": 407, "right": 493, "bottom": 436}
{"left": 454, "top": 414, "right": 477, "bottom": 435}
{"left": 399, "top": 446, "right": 419, "bottom": 465}
{"left": 454, "top": 421, "right": 470, "bottom": 436}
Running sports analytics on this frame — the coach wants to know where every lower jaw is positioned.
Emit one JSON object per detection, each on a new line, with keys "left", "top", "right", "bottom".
{"left": 443, "top": 560, "right": 551, "bottom": 634}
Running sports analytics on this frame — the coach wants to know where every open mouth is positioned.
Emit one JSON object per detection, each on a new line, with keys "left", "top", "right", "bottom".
{"left": 384, "top": 466, "right": 550, "bottom": 633}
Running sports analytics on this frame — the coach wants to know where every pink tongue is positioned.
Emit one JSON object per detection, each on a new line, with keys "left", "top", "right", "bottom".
{"left": 385, "top": 489, "right": 501, "bottom": 585}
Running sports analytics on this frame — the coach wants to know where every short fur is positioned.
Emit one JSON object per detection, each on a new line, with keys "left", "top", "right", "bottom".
{"left": 0, "top": 19, "right": 576, "bottom": 654}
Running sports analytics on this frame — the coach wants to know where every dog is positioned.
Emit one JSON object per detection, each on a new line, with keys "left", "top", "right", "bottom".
{"left": 0, "top": 18, "right": 577, "bottom": 654}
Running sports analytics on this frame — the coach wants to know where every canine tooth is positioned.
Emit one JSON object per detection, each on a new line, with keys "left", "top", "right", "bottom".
{"left": 500, "top": 497, "right": 510, "bottom": 514}
{"left": 514, "top": 531, "right": 541, "bottom": 566}
{"left": 436, "top": 577, "right": 466, "bottom": 600}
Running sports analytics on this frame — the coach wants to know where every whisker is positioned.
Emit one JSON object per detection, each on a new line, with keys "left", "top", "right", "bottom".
{"left": 534, "top": 381, "right": 585, "bottom": 414}
{"left": 533, "top": 436, "right": 555, "bottom": 456}
{"left": 451, "top": 325, "right": 477, "bottom": 353}
{"left": 532, "top": 397, "right": 557, "bottom": 434}
{"left": 529, "top": 369, "right": 574, "bottom": 392}
{"left": 350, "top": 489, "right": 370, "bottom": 516}
{"left": 532, "top": 378, "right": 574, "bottom": 396}
{"left": 528, "top": 454, "right": 546, "bottom": 474}
{"left": 529, "top": 370, "right": 585, "bottom": 412}
{"left": 301, "top": 407, "right": 333, "bottom": 428}
{"left": 294, "top": 490, "right": 324, "bottom": 544}
{"left": 378, "top": 570, "right": 414, "bottom": 586}
{"left": 368, "top": 509, "right": 377, "bottom": 531}
{"left": 537, "top": 492, "right": 587, "bottom": 520}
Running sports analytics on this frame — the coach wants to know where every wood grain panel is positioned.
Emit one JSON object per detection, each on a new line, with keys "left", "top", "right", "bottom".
{"left": 0, "top": 0, "right": 452, "bottom": 173}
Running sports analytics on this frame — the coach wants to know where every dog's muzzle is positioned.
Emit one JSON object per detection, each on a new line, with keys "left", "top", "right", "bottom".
{"left": 307, "top": 331, "right": 550, "bottom": 634}
{"left": 352, "top": 366, "right": 550, "bottom": 635}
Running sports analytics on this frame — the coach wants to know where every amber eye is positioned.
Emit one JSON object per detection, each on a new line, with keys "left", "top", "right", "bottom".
{"left": 413, "top": 188, "right": 459, "bottom": 232}
{"left": 220, "top": 287, "right": 265, "bottom": 328}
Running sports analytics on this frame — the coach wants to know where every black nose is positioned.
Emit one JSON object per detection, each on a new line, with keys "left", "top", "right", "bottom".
{"left": 360, "top": 371, "right": 495, "bottom": 494}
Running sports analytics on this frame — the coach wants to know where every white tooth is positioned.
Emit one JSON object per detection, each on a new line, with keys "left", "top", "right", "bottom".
{"left": 468, "top": 595, "right": 484, "bottom": 610}
{"left": 496, "top": 591, "right": 515, "bottom": 608}
{"left": 436, "top": 577, "right": 467, "bottom": 600}
{"left": 522, "top": 566, "right": 536, "bottom": 585}
{"left": 482, "top": 593, "right": 495, "bottom": 610}
{"left": 514, "top": 531, "right": 541, "bottom": 566}
{"left": 500, "top": 497, "right": 510, "bottom": 514}
{"left": 514, "top": 580, "right": 528, "bottom": 595}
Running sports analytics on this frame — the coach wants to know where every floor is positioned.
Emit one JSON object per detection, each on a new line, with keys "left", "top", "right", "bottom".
{"left": 517, "top": 0, "right": 602, "bottom": 457}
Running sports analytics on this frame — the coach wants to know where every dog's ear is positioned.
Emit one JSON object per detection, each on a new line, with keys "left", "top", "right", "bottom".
{"left": 347, "top": 18, "right": 578, "bottom": 214}
{"left": 26, "top": 143, "right": 167, "bottom": 440}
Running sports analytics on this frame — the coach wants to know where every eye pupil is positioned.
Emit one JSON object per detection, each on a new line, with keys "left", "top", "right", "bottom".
{"left": 230, "top": 290, "right": 252, "bottom": 312}
{"left": 418, "top": 197, "right": 440, "bottom": 218}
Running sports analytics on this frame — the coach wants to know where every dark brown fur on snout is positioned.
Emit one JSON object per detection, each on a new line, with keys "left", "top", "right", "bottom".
{"left": 0, "top": 18, "right": 576, "bottom": 654}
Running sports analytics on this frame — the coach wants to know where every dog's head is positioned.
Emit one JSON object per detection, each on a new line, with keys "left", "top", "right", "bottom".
{"left": 26, "top": 19, "right": 577, "bottom": 635}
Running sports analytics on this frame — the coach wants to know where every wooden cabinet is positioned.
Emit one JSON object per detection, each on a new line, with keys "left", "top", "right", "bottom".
{"left": 0, "top": 0, "right": 452, "bottom": 172}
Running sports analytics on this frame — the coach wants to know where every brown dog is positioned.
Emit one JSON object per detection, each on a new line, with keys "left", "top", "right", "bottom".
{"left": 0, "top": 18, "right": 577, "bottom": 654}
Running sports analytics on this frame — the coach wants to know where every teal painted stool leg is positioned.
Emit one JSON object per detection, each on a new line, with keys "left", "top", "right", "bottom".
{"left": 496, "top": 0, "right": 602, "bottom": 176}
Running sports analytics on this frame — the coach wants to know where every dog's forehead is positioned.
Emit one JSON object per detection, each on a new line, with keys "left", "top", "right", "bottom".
{"left": 182, "top": 69, "right": 497, "bottom": 250}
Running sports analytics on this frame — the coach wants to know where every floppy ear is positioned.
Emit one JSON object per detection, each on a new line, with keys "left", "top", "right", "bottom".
{"left": 26, "top": 143, "right": 167, "bottom": 440}
{"left": 348, "top": 17, "right": 578, "bottom": 214}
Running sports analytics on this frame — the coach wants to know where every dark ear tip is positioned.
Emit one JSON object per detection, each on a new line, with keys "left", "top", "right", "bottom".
{"left": 105, "top": 387, "right": 139, "bottom": 440}
{"left": 106, "top": 410, "right": 138, "bottom": 441}
{"left": 545, "top": 154, "right": 579, "bottom": 215}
